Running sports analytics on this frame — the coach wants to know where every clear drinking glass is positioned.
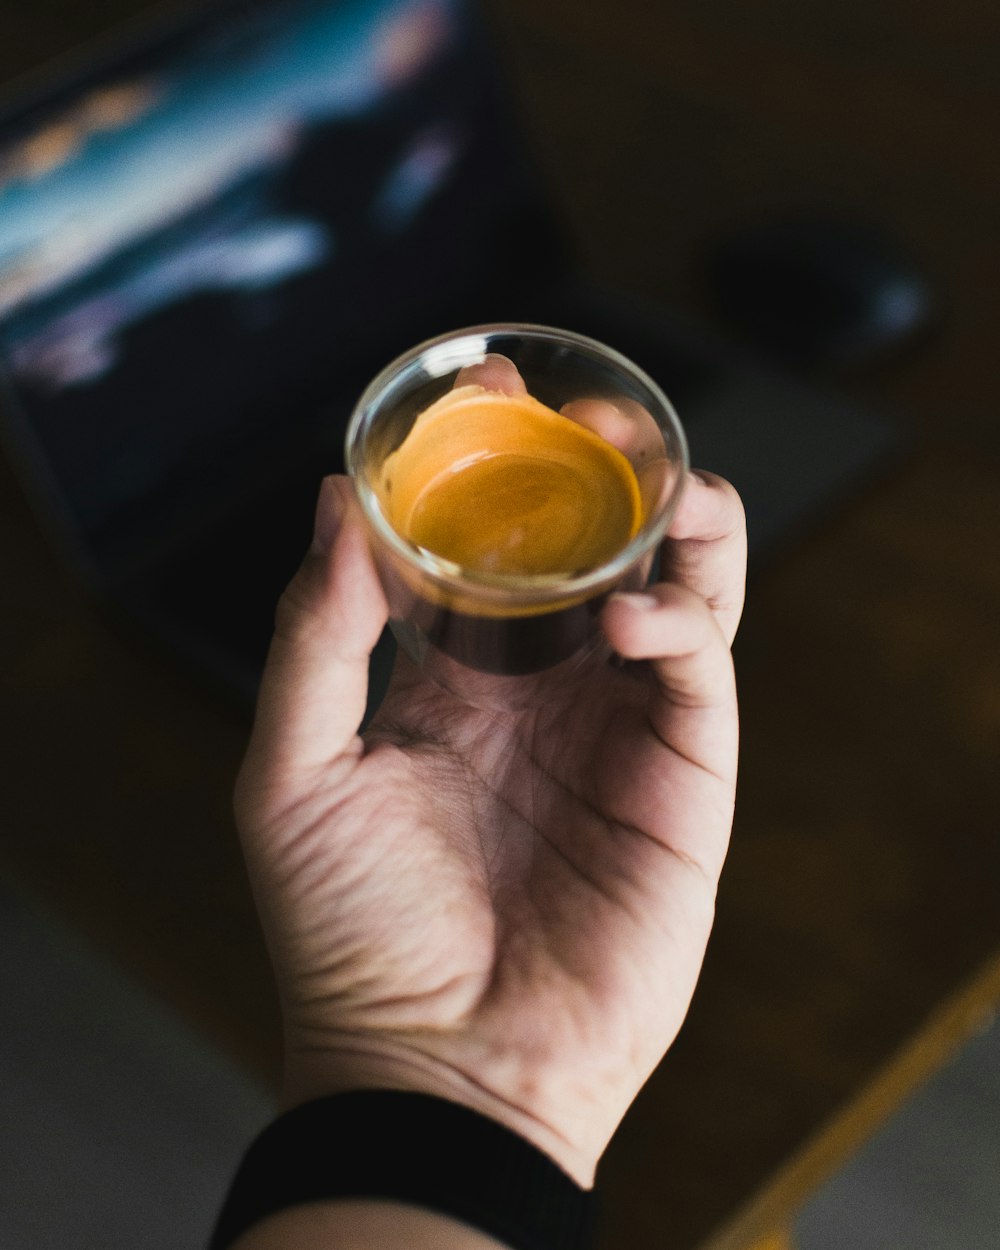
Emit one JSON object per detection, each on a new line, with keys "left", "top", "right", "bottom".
{"left": 345, "top": 323, "right": 689, "bottom": 709}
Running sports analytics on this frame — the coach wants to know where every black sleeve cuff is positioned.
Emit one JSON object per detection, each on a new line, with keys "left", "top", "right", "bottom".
{"left": 210, "top": 1088, "right": 597, "bottom": 1250}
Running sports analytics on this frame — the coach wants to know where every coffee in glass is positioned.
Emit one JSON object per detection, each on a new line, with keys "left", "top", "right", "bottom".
{"left": 345, "top": 324, "right": 688, "bottom": 707}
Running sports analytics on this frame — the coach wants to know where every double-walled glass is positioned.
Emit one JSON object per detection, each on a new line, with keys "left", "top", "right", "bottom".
{"left": 345, "top": 324, "right": 689, "bottom": 708}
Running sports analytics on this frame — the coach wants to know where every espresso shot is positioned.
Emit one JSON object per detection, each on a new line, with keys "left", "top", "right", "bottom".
{"left": 345, "top": 324, "right": 688, "bottom": 707}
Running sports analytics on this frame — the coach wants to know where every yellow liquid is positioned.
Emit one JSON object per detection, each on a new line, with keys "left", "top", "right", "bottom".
{"left": 376, "top": 386, "right": 642, "bottom": 577}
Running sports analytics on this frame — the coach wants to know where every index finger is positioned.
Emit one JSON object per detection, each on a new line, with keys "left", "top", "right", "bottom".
{"left": 661, "top": 471, "right": 747, "bottom": 646}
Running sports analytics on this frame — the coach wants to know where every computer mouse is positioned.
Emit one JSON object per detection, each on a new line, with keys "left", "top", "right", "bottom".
{"left": 705, "top": 213, "right": 935, "bottom": 367}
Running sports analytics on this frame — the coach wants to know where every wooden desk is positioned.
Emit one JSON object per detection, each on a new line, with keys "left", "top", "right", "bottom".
{"left": 700, "top": 950, "right": 1000, "bottom": 1250}
{"left": 2, "top": 3, "right": 999, "bottom": 1248}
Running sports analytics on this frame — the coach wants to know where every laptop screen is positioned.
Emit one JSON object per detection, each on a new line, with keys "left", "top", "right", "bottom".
{"left": 0, "top": 0, "right": 558, "bottom": 573}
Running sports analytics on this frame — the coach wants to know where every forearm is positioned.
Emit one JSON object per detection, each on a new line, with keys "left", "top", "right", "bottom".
{"left": 230, "top": 1200, "right": 512, "bottom": 1250}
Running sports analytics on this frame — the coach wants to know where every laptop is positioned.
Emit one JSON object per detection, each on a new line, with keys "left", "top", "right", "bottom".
{"left": 0, "top": 0, "right": 899, "bottom": 711}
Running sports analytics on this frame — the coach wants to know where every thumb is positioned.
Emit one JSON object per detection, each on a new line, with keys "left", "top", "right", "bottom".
{"left": 241, "top": 475, "right": 388, "bottom": 795}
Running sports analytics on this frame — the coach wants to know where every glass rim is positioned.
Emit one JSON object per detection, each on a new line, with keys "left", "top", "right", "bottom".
{"left": 344, "top": 322, "right": 690, "bottom": 604}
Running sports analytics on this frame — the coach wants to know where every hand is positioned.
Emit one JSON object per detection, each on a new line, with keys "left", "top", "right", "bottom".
{"left": 234, "top": 376, "right": 745, "bottom": 1189}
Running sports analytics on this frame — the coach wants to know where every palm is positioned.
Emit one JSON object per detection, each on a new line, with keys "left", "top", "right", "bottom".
{"left": 251, "top": 648, "right": 733, "bottom": 1160}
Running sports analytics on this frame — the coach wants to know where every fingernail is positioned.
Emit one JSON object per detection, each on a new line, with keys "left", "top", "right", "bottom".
{"left": 688, "top": 471, "right": 709, "bottom": 487}
{"left": 311, "top": 477, "right": 348, "bottom": 555}
{"left": 613, "top": 591, "right": 660, "bottom": 613}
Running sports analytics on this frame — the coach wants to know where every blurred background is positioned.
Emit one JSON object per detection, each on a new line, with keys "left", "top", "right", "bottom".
{"left": 1, "top": 1, "right": 998, "bottom": 1248}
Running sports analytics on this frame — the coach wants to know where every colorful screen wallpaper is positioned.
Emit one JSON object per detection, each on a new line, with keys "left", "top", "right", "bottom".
{"left": 0, "top": 0, "right": 525, "bottom": 544}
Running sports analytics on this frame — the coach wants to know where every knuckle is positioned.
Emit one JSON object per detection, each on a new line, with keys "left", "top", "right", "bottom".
{"left": 273, "top": 562, "right": 324, "bottom": 645}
